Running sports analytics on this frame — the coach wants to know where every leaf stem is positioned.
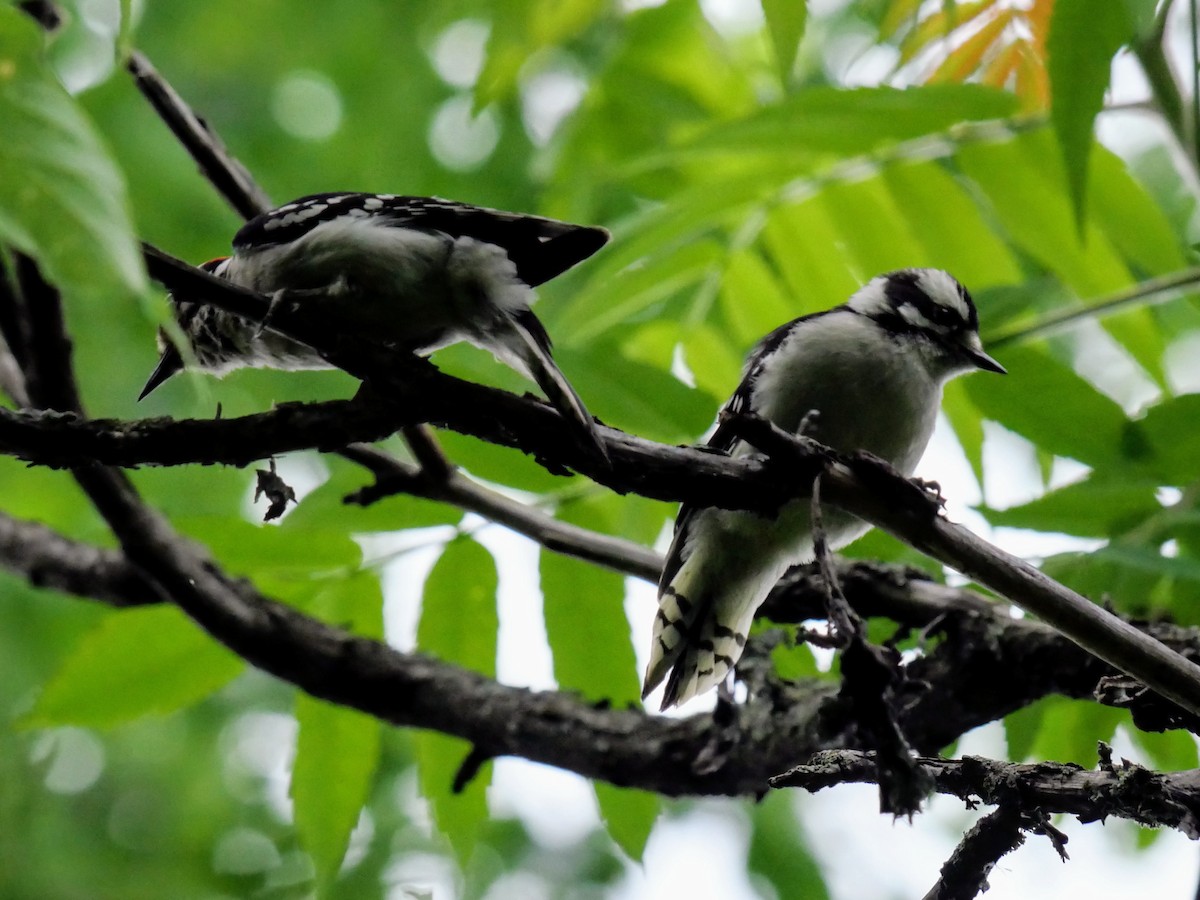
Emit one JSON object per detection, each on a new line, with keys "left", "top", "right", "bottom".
{"left": 987, "top": 265, "right": 1200, "bottom": 348}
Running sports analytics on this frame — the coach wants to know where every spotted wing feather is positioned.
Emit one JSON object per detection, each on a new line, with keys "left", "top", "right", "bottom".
{"left": 232, "top": 192, "right": 610, "bottom": 286}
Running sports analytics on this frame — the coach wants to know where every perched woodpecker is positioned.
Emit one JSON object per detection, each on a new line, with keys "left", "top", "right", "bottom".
{"left": 140, "top": 192, "right": 610, "bottom": 457}
{"left": 642, "top": 269, "right": 1006, "bottom": 710}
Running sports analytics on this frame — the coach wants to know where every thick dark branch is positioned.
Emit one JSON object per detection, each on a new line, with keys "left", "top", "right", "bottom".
{"left": 728, "top": 415, "right": 1200, "bottom": 721}
{"left": 0, "top": 511, "right": 164, "bottom": 606}
{"left": 127, "top": 52, "right": 272, "bottom": 220}
{"left": 772, "top": 749, "right": 1200, "bottom": 838}
{"left": 73, "top": 459, "right": 840, "bottom": 797}
{"left": 12, "top": 254, "right": 84, "bottom": 413}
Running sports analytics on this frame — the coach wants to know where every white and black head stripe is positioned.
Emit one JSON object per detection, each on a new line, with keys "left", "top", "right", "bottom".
{"left": 849, "top": 268, "right": 978, "bottom": 337}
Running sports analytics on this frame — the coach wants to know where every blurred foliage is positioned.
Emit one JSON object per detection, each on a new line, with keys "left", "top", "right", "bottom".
{"left": 4, "top": 0, "right": 1200, "bottom": 896}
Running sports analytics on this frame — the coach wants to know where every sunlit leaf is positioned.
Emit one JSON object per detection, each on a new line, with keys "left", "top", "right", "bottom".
{"left": 748, "top": 791, "right": 829, "bottom": 900}
{"left": 0, "top": 8, "right": 146, "bottom": 302}
{"left": 540, "top": 501, "right": 641, "bottom": 706}
{"left": 761, "top": 0, "right": 807, "bottom": 84}
{"left": 292, "top": 695, "right": 380, "bottom": 884}
{"left": 23, "top": 605, "right": 243, "bottom": 728}
{"left": 283, "top": 457, "right": 462, "bottom": 535}
{"left": 556, "top": 341, "right": 717, "bottom": 441}
{"left": 292, "top": 575, "right": 385, "bottom": 886}
{"left": 541, "top": 496, "right": 661, "bottom": 857}
{"left": 964, "top": 344, "right": 1133, "bottom": 472}
{"left": 595, "top": 782, "right": 659, "bottom": 862}
{"left": 879, "top": 159, "right": 1024, "bottom": 290}
{"left": 675, "top": 85, "right": 1018, "bottom": 160}
{"left": 929, "top": 8, "right": 1013, "bottom": 83}
{"left": 415, "top": 538, "right": 498, "bottom": 864}
{"left": 981, "top": 474, "right": 1160, "bottom": 537}
{"left": 1047, "top": 0, "right": 1133, "bottom": 230}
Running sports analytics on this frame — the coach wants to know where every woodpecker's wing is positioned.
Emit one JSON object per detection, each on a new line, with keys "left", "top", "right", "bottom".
{"left": 646, "top": 309, "right": 837, "bottom": 706}
{"left": 232, "top": 193, "right": 610, "bottom": 287}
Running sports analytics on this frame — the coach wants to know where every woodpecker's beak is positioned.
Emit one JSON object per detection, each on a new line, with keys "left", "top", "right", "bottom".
{"left": 138, "top": 345, "right": 184, "bottom": 400}
{"left": 961, "top": 334, "right": 1006, "bottom": 374}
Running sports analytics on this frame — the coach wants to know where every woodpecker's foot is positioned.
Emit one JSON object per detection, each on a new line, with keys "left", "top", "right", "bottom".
{"left": 912, "top": 477, "right": 946, "bottom": 508}
{"left": 254, "top": 288, "right": 292, "bottom": 339}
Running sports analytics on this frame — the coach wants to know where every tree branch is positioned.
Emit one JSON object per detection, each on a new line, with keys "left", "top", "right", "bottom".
{"left": 728, "top": 414, "right": 1200, "bottom": 722}
{"left": 126, "top": 51, "right": 271, "bottom": 220}
{"left": 338, "top": 443, "right": 663, "bottom": 581}
{"left": 0, "top": 511, "right": 164, "bottom": 606}
{"left": 923, "top": 805, "right": 1028, "bottom": 900}
{"left": 772, "top": 749, "right": 1200, "bottom": 838}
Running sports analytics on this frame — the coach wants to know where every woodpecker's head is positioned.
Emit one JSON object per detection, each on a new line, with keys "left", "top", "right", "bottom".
{"left": 138, "top": 257, "right": 233, "bottom": 400}
{"left": 848, "top": 268, "right": 1005, "bottom": 378}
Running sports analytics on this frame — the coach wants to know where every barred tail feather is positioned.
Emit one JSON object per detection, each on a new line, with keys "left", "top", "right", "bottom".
{"left": 641, "top": 587, "right": 699, "bottom": 700}
{"left": 642, "top": 553, "right": 761, "bottom": 711}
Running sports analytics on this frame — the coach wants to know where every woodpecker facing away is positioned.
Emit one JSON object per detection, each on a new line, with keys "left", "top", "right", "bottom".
{"left": 642, "top": 269, "right": 1006, "bottom": 710}
{"left": 140, "top": 192, "right": 610, "bottom": 457}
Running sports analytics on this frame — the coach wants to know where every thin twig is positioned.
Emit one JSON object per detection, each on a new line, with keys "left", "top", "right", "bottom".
{"left": 923, "top": 805, "right": 1027, "bottom": 900}
{"left": 126, "top": 51, "right": 272, "bottom": 220}
{"left": 338, "top": 443, "right": 662, "bottom": 581}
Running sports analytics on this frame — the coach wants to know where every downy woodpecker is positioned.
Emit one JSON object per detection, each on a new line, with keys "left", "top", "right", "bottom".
{"left": 643, "top": 268, "right": 1006, "bottom": 709}
{"left": 140, "top": 192, "right": 609, "bottom": 457}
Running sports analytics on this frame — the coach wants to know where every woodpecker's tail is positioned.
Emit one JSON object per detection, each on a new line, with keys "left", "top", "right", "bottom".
{"left": 642, "top": 552, "right": 761, "bottom": 710}
{"left": 500, "top": 310, "right": 609, "bottom": 463}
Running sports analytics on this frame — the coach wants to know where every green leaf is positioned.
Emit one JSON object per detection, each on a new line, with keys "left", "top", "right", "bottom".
{"left": 557, "top": 237, "right": 726, "bottom": 342}
{"left": 761, "top": 0, "right": 807, "bottom": 85}
{"left": 415, "top": 538, "right": 499, "bottom": 865}
{"left": 541, "top": 498, "right": 642, "bottom": 707}
{"left": 1004, "top": 697, "right": 1046, "bottom": 762}
{"left": 292, "top": 694, "right": 381, "bottom": 885}
{"left": 1128, "top": 725, "right": 1199, "bottom": 770}
{"left": 475, "top": 0, "right": 608, "bottom": 109}
{"left": 22, "top": 605, "right": 243, "bottom": 728}
{"left": 557, "top": 341, "right": 716, "bottom": 442}
{"left": 964, "top": 344, "right": 1134, "bottom": 472}
{"left": 1047, "top": 0, "right": 1133, "bottom": 230}
{"left": 541, "top": 497, "right": 661, "bottom": 858}
{"left": 0, "top": 7, "right": 146, "bottom": 301}
{"left": 1087, "top": 145, "right": 1189, "bottom": 276}
{"left": 718, "top": 247, "right": 795, "bottom": 345}
{"left": 283, "top": 457, "right": 461, "bottom": 535}
{"left": 956, "top": 132, "right": 1134, "bottom": 296}
{"left": 982, "top": 474, "right": 1161, "bottom": 538}
{"left": 941, "top": 379, "right": 985, "bottom": 484}
{"left": 748, "top": 791, "right": 829, "bottom": 900}
{"left": 816, "top": 177, "right": 928, "bottom": 276}
{"left": 176, "top": 516, "right": 361, "bottom": 576}
{"left": 1027, "top": 697, "right": 1122, "bottom": 765}
{"left": 594, "top": 783, "right": 659, "bottom": 862}
{"left": 676, "top": 84, "right": 1018, "bottom": 159}
{"left": 879, "top": 158, "right": 1024, "bottom": 290}
{"left": 1136, "top": 394, "right": 1200, "bottom": 484}
{"left": 762, "top": 200, "right": 859, "bottom": 306}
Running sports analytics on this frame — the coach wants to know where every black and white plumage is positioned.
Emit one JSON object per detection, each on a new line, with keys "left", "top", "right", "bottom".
{"left": 140, "top": 192, "right": 610, "bottom": 456}
{"left": 642, "top": 268, "right": 1006, "bottom": 710}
